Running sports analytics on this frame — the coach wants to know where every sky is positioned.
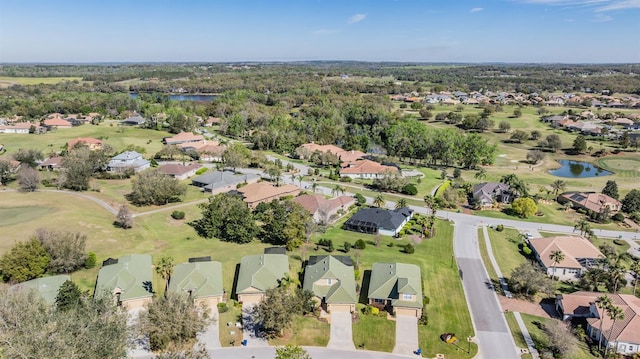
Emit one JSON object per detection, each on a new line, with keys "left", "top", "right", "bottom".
{"left": 0, "top": 0, "right": 639, "bottom": 63}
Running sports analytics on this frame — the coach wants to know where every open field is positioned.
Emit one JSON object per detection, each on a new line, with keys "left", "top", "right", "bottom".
{"left": 0, "top": 76, "right": 83, "bottom": 87}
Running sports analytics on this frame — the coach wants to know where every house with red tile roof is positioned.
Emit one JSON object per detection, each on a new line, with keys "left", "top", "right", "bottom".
{"left": 177, "top": 140, "right": 226, "bottom": 162}
{"left": 296, "top": 143, "right": 366, "bottom": 163}
{"left": 556, "top": 292, "right": 640, "bottom": 356}
{"left": 558, "top": 191, "right": 622, "bottom": 215}
{"left": 291, "top": 194, "right": 355, "bottom": 224}
{"left": 39, "top": 156, "right": 64, "bottom": 171}
{"left": 163, "top": 132, "right": 204, "bottom": 145}
{"left": 234, "top": 182, "right": 300, "bottom": 209}
{"left": 67, "top": 137, "right": 103, "bottom": 151}
{"left": 0, "top": 122, "right": 41, "bottom": 134}
{"left": 43, "top": 117, "right": 72, "bottom": 129}
{"left": 159, "top": 163, "right": 202, "bottom": 180}
{"left": 527, "top": 235, "right": 603, "bottom": 281}
{"left": 339, "top": 159, "right": 398, "bottom": 179}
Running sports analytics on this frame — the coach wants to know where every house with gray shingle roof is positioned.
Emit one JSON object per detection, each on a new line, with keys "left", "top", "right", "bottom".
{"left": 235, "top": 253, "right": 289, "bottom": 304}
{"left": 168, "top": 259, "right": 223, "bottom": 310}
{"left": 14, "top": 274, "right": 71, "bottom": 305}
{"left": 303, "top": 255, "right": 356, "bottom": 313}
{"left": 95, "top": 254, "right": 153, "bottom": 309}
{"left": 344, "top": 207, "right": 413, "bottom": 236}
{"left": 471, "top": 182, "right": 513, "bottom": 208}
{"left": 368, "top": 263, "right": 423, "bottom": 317}
{"left": 191, "top": 170, "right": 260, "bottom": 194}
{"left": 107, "top": 151, "right": 150, "bottom": 173}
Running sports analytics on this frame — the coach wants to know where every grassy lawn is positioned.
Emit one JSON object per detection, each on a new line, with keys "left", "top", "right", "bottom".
{"left": 352, "top": 306, "right": 395, "bottom": 352}
{"left": 218, "top": 302, "right": 244, "bottom": 347}
{"left": 0, "top": 76, "right": 83, "bottom": 86}
{"left": 0, "top": 206, "right": 53, "bottom": 226}
{"left": 486, "top": 227, "right": 528, "bottom": 277}
{"left": 317, "top": 220, "right": 477, "bottom": 358}
{"left": 520, "top": 313, "right": 596, "bottom": 359}
{"left": 269, "top": 315, "right": 330, "bottom": 347}
{"left": 504, "top": 312, "right": 534, "bottom": 359}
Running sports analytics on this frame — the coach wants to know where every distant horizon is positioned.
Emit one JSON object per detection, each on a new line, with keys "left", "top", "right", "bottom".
{"left": 1, "top": 0, "right": 639, "bottom": 63}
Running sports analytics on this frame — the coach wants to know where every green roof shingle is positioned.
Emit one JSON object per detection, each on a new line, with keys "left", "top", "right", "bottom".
{"left": 368, "top": 262, "right": 423, "bottom": 309}
{"left": 17, "top": 274, "right": 71, "bottom": 305}
{"left": 168, "top": 261, "right": 223, "bottom": 299}
{"left": 236, "top": 254, "right": 289, "bottom": 295}
{"left": 303, "top": 255, "right": 356, "bottom": 304}
{"left": 96, "top": 254, "right": 153, "bottom": 302}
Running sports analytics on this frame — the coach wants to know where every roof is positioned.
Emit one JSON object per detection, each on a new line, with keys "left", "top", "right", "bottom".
{"left": 111, "top": 151, "right": 143, "bottom": 161}
{"left": 40, "top": 156, "right": 63, "bottom": 167}
{"left": 14, "top": 275, "right": 71, "bottom": 305}
{"left": 236, "top": 254, "right": 289, "bottom": 295}
{"left": 159, "top": 163, "right": 201, "bottom": 176}
{"left": 95, "top": 254, "right": 153, "bottom": 302}
{"left": 68, "top": 137, "right": 102, "bottom": 148}
{"left": 559, "top": 191, "right": 621, "bottom": 214}
{"left": 291, "top": 194, "right": 355, "bottom": 216}
{"left": 340, "top": 159, "right": 398, "bottom": 175}
{"left": 192, "top": 171, "right": 260, "bottom": 192}
{"left": 368, "top": 263, "right": 423, "bottom": 309}
{"left": 528, "top": 236, "right": 603, "bottom": 269}
{"left": 297, "top": 143, "right": 366, "bottom": 163}
{"left": 168, "top": 261, "right": 223, "bottom": 299}
{"left": 43, "top": 118, "right": 72, "bottom": 127}
{"left": 345, "top": 207, "right": 414, "bottom": 231}
{"left": 561, "top": 292, "right": 640, "bottom": 343}
{"left": 164, "top": 132, "right": 205, "bottom": 144}
{"left": 303, "top": 255, "right": 357, "bottom": 304}
{"left": 237, "top": 182, "right": 300, "bottom": 204}
{"left": 472, "top": 182, "right": 510, "bottom": 197}
{"left": 122, "top": 116, "right": 145, "bottom": 124}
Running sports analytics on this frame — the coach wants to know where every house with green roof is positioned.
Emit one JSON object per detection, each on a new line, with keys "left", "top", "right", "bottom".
{"left": 95, "top": 254, "right": 153, "bottom": 310}
{"left": 303, "top": 255, "right": 357, "bottom": 313}
{"left": 368, "top": 262, "right": 423, "bottom": 317}
{"left": 15, "top": 274, "right": 70, "bottom": 305}
{"left": 235, "top": 253, "right": 289, "bottom": 304}
{"left": 168, "top": 259, "right": 224, "bottom": 310}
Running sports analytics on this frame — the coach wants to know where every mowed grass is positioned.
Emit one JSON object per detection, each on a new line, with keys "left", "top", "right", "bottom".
{"left": 318, "top": 219, "right": 477, "bottom": 358}
{"left": 0, "top": 206, "right": 53, "bottom": 226}
{"left": 504, "top": 312, "right": 534, "bottom": 359}
{"left": 218, "top": 303, "right": 244, "bottom": 347}
{"left": 269, "top": 315, "right": 330, "bottom": 347}
{"left": 352, "top": 306, "right": 395, "bottom": 352}
{"left": 595, "top": 156, "right": 640, "bottom": 178}
{"left": 486, "top": 227, "right": 528, "bottom": 277}
{"left": 0, "top": 76, "right": 82, "bottom": 86}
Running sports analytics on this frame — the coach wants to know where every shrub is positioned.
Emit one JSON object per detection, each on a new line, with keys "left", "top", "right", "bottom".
{"left": 496, "top": 224, "right": 504, "bottom": 232}
{"left": 171, "top": 211, "right": 186, "bottom": 220}
{"left": 403, "top": 243, "right": 415, "bottom": 254}
{"left": 522, "top": 245, "right": 532, "bottom": 256}
{"left": 612, "top": 212, "right": 625, "bottom": 222}
{"left": 85, "top": 252, "right": 97, "bottom": 269}
{"left": 354, "top": 193, "right": 366, "bottom": 206}
{"left": 401, "top": 183, "right": 418, "bottom": 195}
{"left": 195, "top": 167, "right": 208, "bottom": 175}
{"left": 354, "top": 239, "right": 366, "bottom": 250}
{"left": 217, "top": 302, "right": 229, "bottom": 313}
{"left": 343, "top": 242, "right": 351, "bottom": 253}
{"left": 613, "top": 239, "right": 626, "bottom": 246}
{"left": 339, "top": 176, "right": 352, "bottom": 182}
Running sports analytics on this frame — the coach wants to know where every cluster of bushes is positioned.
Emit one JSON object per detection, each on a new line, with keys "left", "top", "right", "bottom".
{"left": 361, "top": 305, "right": 386, "bottom": 318}
{"left": 171, "top": 211, "right": 185, "bottom": 220}
{"left": 318, "top": 238, "right": 334, "bottom": 252}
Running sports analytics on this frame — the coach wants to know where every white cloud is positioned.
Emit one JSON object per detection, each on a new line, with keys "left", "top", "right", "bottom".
{"left": 593, "top": 13, "right": 613, "bottom": 21}
{"left": 595, "top": 0, "right": 640, "bottom": 11}
{"left": 312, "top": 29, "right": 341, "bottom": 35}
{"left": 517, "top": 0, "right": 640, "bottom": 11}
{"left": 347, "top": 13, "right": 367, "bottom": 24}
{"left": 470, "top": 7, "right": 484, "bottom": 12}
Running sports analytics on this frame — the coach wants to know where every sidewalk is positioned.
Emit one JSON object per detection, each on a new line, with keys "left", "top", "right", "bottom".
{"left": 513, "top": 311, "right": 541, "bottom": 359}
{"left": 482, "top": 225, "right": 512, "bottom": 298}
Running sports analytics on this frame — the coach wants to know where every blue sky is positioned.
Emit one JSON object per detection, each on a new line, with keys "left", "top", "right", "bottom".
{"left": 0, "top": 0, "right": 638, "bottom": 63}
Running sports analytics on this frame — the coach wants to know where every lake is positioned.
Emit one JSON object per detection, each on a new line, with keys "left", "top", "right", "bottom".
{"left": 129, "top": 93, "right": 216, "bottom": 102}
{"left": 548, "top": 160, "right": 613, "bottom": 178}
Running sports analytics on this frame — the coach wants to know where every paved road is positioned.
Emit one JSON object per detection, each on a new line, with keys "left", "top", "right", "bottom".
{"left": 393, "top": 315, "right": 418, "bottom": 355}
{"left": 328, "top": 312, "right": 355, "bottom": 350}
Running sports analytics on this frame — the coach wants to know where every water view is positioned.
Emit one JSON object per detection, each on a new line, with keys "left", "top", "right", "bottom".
{"left": 129, "top": 93, "right": 216, "bottom": 102}
{"left": 548, "top": 160, "right": 613, "bottom": 178}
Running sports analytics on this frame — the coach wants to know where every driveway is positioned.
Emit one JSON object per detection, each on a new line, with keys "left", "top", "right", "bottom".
{"left": 328, "top": 312, "right": 355, "bottom": 350}
{"left": 197, "top": 305, "right": 221, "bottom": 349}
{"left": 392, "top": 315, "right": 418, "bottom": 355}
{"left": 241, "top": 302, "right": 268, "bottom": 346}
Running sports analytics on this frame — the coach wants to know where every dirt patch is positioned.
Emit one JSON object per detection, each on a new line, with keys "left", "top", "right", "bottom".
{"left": 499, "top": 296, "right": 557, "bottom": 318}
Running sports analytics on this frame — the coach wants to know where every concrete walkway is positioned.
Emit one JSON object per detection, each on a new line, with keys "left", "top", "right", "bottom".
{"left": 513, "top": 311, "right": 541, "bottom": 359}
{"left": 392, "top": 315, "right": 418, "bottom": 355}
{"left": 482, "top": 225, "right": 512, "bottom": 297}
{"left": 327, "top": 312, "right": 355, "bottom": 350}
{"left": 197, "top": 306, "right": 221, "bottom": 349}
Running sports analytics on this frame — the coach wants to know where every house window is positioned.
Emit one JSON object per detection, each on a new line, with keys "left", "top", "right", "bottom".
{"left": 619, "top": 345, "right": 626, "bottom": 352}
{"left": 403, "top": 293, "right": 412, "bottom": 300}
{"left": 373, "top": 298, "right": 385, "bottom": 303}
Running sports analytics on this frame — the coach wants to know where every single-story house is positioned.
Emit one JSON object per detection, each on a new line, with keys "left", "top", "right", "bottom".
{"left": 368, "top": 262, "right": 423, "bottom": 317}
{"left": 13, "top": 274, "right": 71, "bottom": 305}
{"left": 159, "top": 163, "right": 202, "bottom": 180}
{"left": 39, "top": 156, "right": 63, "bottom": 170}
{"left": 163, "top": 132, "right": 205, "bottom": 145}
{"left": 95, "top": 254, "right": 153, "bottom": 309}
{"left": 0, "top": 122, "right": 42, "bottom": 134}
{"left": 168, "top": 258, "right": 224, "bottom": 310}
{"left": 295, "top": 143, "right": 366, "bottom": 163}
{"left": 339, "top": 159, "right": 399, "bottom": 179}
{"left": 558, "top": 191, "right": 622, "bottom": 215}
{"left": 303, "top": 255, "right": 357, "bottom": 313}
{"left": 235, "top": 252, "right": 289, "bottom": 304}
{"left": 178, "top": 140, "right": 226, "bottom": 162}
{"left": 121, "top": 115, "right": 146, "bottom": 126}
{"left": 67, "top": 137, "right": 103, "bottom": 151}
{"left": 528, "top": 236, "right": 604, "bottom": 281}
{"left": 344, "top": 207, "right": 414, "bottom": 236}
{"left": 291, "top": 194, "right": 355, "bottom": 224}
{"left": 106, "top": 151, "right": 150, "bottom": 173}
{"left": 471, "top": 182, "right": 513, "bottom": 207}
{"left": 556, "top": 292, "right": 640, "bottom": 356}
{"left": 234, "top": 182, "right": 300, "bottom": 209}
{"left": 43, "top": 117, "right": 72, "bottom": 129}
{"left": 191, "top": 170, "right": 260, "bottom": 194}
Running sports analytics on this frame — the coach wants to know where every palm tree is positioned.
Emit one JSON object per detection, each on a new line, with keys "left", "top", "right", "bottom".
{"left": 550, "top": 179, "right": 566, "bottom": 198}
{"left": 297, "top": 174, "right": 305, "bottom": 187}
{"left": 395, "top": 198, "right": 408, "bottom": 209}
{"left": 373, "top": 194, "right": 385, "bottom": 208}
{"left": 155, "top": 255, "right": 174, "bottom": 295}
{"left": 573, "top": 218, "right": 591, "bottom": 237}
{"left": 595, "top": 295, "right": 612, "bottom": 352}
{"left": 609, "top": 265, "right": 626, "bottom": 293}
{"left": 423, "top": 194, "right": 439, "bottom": 216}
{"left": 310, "top": 182, "right": 318, "bottom": 193}
{"left": 631, "top": 260, "right": 640, "bottom": 296}
{"left": 474, "top": 168, "right": 487, "bottom": 181}
{"left": 604, "top": 305, "right": 625, "bottom": 358}
{"left": 549, "top": 250, "right": 565, "bottom": 280}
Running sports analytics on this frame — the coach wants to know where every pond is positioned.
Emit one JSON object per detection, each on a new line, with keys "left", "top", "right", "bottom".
{"left": 129, "top": 93, "right": 216, "bottom": 102}
{"left": 548, "top": 160, "right": 613, "bottom": 178}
